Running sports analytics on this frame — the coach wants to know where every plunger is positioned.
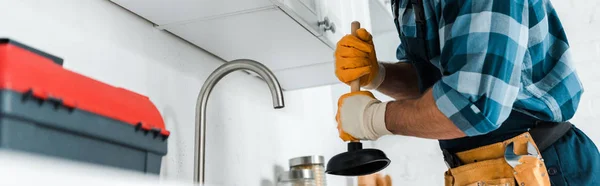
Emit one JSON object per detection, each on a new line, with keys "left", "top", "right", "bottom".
{"left": 325, "top": 21, "right": 391, "bottom": 176}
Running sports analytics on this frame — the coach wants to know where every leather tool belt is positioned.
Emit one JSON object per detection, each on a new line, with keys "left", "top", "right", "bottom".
{"left": 443, "top": 122, "right": 572, "bottom": 186}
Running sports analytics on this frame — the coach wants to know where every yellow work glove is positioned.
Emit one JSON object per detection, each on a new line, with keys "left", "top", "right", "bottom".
{"left": 335, "top": 28, "right": 385, "bottom": 89}
{"left": 336, "top": 91, "right": 392, "bottom": 141}
{"left": 358, "top": 173, "right": 392, "bottom": 186}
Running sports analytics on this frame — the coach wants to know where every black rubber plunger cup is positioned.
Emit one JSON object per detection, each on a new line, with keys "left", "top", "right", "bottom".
{"left": 326, "top": 142, "right": 390, "bottom": 176}
{"left": 325, "top": 21, "right": 391, "bottom": 176}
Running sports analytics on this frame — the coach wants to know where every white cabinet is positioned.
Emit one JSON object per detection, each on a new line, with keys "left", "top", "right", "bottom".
{"left": 164, "top": 9, "right": 332, "bottom": 71}
{"left": 110, "top": 0, "right": 275, "bottom": 25}
{"left": 316, "top": 0, "right": 345, "bottom": 46}
{"left": 109, "top": 0, "right": 396, "bottom": 90}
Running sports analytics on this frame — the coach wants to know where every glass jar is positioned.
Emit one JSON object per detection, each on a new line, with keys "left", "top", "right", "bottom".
{"left": 277, "top": 169, "right": 317, "bottom": 186}
{"left": 288, "top": 155, "right": 326, "bottom": 186}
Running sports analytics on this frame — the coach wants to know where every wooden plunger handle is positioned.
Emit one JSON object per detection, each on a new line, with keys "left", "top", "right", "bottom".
{"left": 349, "top": 21, "right": 361, "bottom": 143}
{"left": 350, "top": 21, "right": 361, "bottom": 93}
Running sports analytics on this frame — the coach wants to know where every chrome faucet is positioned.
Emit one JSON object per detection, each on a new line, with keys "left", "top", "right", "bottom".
{"left": 194, "top": 59, "right": 285, "bottom": 184}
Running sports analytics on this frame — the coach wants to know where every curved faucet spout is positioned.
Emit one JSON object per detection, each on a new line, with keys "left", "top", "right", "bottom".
{"left": 194, "top": 59, "right": 285, "bottom": 184}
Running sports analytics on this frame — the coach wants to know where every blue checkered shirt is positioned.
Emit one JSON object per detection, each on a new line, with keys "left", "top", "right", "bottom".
{"left": 395, "top": 0, "right": 584, "bottom": 136}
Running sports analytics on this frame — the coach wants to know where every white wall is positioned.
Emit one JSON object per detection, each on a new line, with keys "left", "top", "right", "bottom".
{"left": 0, "top": 0, "right": 350, "bottom": 185}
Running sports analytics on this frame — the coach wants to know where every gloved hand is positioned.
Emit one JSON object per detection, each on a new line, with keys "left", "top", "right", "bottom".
{"left": 336, "top": 91, "right": 392, "bottom": 141}
{"left": 358, "top": 173, "right": 392, "bottom": 186}
{"left": 335, "top": 28, "right": 385, "bottom": 89}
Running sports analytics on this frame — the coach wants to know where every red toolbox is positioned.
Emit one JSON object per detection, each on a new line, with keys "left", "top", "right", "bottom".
{"left": 0, "top": 38, "right": 169, "bottom": 174}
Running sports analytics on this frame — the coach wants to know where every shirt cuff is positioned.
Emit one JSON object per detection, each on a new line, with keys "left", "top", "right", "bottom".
{"left": 431, "top": 82, "right": 497, "bottom": 136}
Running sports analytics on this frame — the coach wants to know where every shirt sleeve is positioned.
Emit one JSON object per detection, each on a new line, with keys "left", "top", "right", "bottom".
{"left": 396, "top": 43, "right": 409, "bottom": 61}
{"left": 432, "top": 0, "right": 529, "bottom": 136}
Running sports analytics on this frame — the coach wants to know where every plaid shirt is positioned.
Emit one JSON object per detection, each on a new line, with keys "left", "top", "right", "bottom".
{"left": 395, "top": 0, "right": 583, "bottom": 136}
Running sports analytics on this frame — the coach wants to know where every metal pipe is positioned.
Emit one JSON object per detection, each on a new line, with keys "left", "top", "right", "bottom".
{"left": 194, "top": 59, "right": 285, "bottom": 184}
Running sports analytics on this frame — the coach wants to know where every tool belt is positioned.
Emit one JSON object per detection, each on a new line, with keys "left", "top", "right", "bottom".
{"left": 443, "top": 121, "right": 572, "bottom": 186}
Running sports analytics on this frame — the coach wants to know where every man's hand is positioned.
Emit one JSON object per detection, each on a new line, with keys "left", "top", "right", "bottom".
{"left": 335, "top": 28, "right": 384, "bottom": 89}
{"left": 336, "top": 91, "right": 392, "bottom": 141}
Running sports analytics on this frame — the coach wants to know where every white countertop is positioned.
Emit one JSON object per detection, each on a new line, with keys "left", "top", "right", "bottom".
{"left": 0, "top": 150, "right": 214, "bottom": 186}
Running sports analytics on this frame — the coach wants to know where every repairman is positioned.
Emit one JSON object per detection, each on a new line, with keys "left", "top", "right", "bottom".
{"left": 335, "top": 0, "right": 600, "bottom": 185}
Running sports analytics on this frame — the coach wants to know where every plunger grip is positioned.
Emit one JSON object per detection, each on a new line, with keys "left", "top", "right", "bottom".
{"left": 349, "top": 21, "right": 361, "bottom": 143}
{"left": 351, "top": 21, "right": 360, "bottom": 36}
{"left": 350, "top": 21, "right": 361, "bottom": 93}
{"left": 350, "top": 80, "right": 360, "bottom": 92}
